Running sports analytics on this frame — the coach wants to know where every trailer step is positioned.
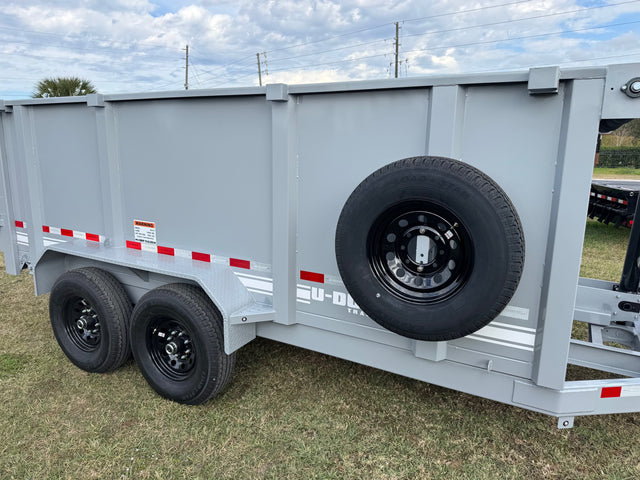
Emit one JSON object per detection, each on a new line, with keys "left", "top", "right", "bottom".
{"left": 230, "top": 303, "right": 275, "bottom": 325}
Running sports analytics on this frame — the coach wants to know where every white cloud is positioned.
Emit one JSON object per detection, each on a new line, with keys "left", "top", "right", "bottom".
{"left": 265, "top": 67, "right": 349, "bottom": 85}
{"left": 0, "top": 0, "right": 639, "bottom": 98}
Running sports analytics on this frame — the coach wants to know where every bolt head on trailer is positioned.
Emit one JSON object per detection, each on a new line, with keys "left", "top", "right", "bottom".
{"left": 0, "top": 62, "right": 639, "bottom": 425}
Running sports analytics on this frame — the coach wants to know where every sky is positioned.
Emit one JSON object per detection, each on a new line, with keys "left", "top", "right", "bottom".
{"left": 1, "top": 0, "right": 639, "bottom": 99}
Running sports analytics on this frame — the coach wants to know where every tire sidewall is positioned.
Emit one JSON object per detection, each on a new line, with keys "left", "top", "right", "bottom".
{"left": 50, "top": 277, "right": 113, "bottom": 372}
{"left": 130, "top": 292, "right": 214, "bottom": 404}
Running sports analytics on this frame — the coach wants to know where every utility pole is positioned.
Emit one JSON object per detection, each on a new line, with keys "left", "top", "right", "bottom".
{"left": 184, "top": 44, "right": 189, "bottom": 90}
{"left": 256, "top": 52, "right": 263, "bottom": 86}
{"left": 394, "top": 22, "right": 399, "bottom": 79}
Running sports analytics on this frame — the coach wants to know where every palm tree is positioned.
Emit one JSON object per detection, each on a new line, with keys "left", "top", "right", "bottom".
{"left": 32, "top": 77, "right": 97, "bottom": 98}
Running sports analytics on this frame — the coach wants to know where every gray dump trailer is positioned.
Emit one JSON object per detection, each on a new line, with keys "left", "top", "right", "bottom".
{"left": 1, "top": 64, "right": 639, "bottom": 427}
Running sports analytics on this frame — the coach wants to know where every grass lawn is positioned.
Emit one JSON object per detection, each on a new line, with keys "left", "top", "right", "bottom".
{"left": 1, "top": 221, "right": 639, "bottom": 479}
{"left": 593, "top": 166, "right": 640, "bottom": 179}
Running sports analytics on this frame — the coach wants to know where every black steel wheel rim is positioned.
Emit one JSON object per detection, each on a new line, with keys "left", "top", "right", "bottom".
{"left": 367, "top": 201, "right": 473, "bottom": 304}
{"left": 64, "top": 297, "right": 101, "bottom": 351}
{"left": 147, "top": 318, "right": 196, "bottom": 380}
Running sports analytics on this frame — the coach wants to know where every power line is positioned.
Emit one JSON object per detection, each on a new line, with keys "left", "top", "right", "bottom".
{"left": 0, "top": 22, "right": 191, "bottom": 55}
{"left": 186, "top": 54, "right": 257, "bottom": 78}
{"left": 399, "top": 0, "right": 534, "bottom": 24}
{"left": 231, "top": 0, "right": 638, "bottom": 73}
{"left": 0, "top": 38, "right": 183, "bottom": 61}
{"left": 0, "top": 48, "right": 180, "bottom": 66}
{"left": 561, "top": 51, "right": 640, "bottom": 64}
{"left": 401, "top": 0, "right": 640, "bottom": 41}
{"left": 402, "top": 19, "right": 640, "bottom": 57}
{"left": 266, "top": 38, "right": 390, "bottom": 65}
{"left": 261, "top": 0, "right": 533, "bottom": 56}
{"left": 189, "top": 62, "right": 204, "bottom": 88}
{"left": 264, "top": 19, "right": 640, "bottom": 76}
{"left": 209, "top": 70, "right": 259, "bottom": 88}
{"left": 465, "top": 51, "right": 640, "bottom": 74}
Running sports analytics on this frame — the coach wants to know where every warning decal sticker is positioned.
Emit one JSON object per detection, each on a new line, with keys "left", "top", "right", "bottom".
{"left": 134, "top": 220, "right": 157, "bottom": 245}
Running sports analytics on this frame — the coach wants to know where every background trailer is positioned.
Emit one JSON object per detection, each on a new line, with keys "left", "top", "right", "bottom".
{"left": 0, "top": 63, "right": 639, "bottom": 427}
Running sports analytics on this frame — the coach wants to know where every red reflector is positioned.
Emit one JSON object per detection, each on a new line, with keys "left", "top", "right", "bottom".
{"left": 42, "top": 225, "right": 50, "bottom": 233}
{"left": 61, "top": 229, "right": 73, "bottom": 237}
{"left": 157, "top": 246, "right": 175, "bottom": 256}
{"left": 230, "top": 258, "right": 250, "bottom": 269}
{"left": 601, "top": 386, "right": 622, "bottom": 398}
{"left": 86, "top": 233, "right": 100, "bottom": 242}
{"left": 15, "top": 220, "right": 24, "bottom": 228}
{"left": 126, "top": 240, "right": 142, "bottom": 250}
{"left": 631, "top": 220, "right": 635, "bottom": 226}
{"left": 192, "top": 251, "right": 211, "bottom": 262}
{"left": 300, "top": 270, "right": 325, "bottom": 283}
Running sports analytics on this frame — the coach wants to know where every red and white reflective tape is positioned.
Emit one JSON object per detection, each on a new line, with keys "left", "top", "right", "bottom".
{"left": 594, "top": 193, "right": 628, "bottom": 205}
{"left": 299, "top": 269, "right": 345, "bottom": 286}
{"left": 300, "top": 270, "right": 325, "bottom": 283}
{"left": 601, "top": 385, "right": 640, "bottom": 398}
{"left": 15, "top": 220, "right": 29, "bottom": 247}
{"left": 42, "top": 225, "right": 105, "bottom": 243}
{"left": 125, "top": 240, "right": 259, "bottom": 271}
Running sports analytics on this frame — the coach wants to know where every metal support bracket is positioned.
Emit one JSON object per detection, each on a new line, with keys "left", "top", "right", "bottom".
{"left": 557, "top": 416, "right": 574, "bottom": 429}
{"left": 266, "top": 84, "right": 289, "bottom": 102}
{"left": 528, "top": 66, "right": 560, "bottom": 95}
{"left": 412, "top": 340, "right": 447, "bottom": 361}
{"left": 86, "top": 94, "right": 105, "bottom": 108}
{"left": 230, "top": 304, "right": 276, "bottom": 325}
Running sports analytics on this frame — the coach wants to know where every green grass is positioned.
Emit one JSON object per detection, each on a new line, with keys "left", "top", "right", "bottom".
{"left": 593, "top": 166, "right": 640, "bottom": 179}
{"left": 580, "top": 219, "right": 630, "bottom": 281}
{"left": 1, "top": 223, "right": 640, "bottom": 479}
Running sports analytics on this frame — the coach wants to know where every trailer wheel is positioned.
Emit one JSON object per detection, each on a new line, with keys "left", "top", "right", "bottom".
{"left": 335, "top": 156, "right": 524, "bottom": 341}
{"left": 49, "top": 268, "right": 132, "bottom": 373}
{"left": 130, "top": 284, "right": 235, "bottom": 405}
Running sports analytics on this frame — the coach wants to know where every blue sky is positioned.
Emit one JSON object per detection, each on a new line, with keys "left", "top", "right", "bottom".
{"left": 1, "top": 0, "right": 639, "bottom": 98}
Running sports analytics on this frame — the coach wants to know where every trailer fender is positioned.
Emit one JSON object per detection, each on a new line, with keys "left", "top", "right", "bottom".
{"left": 335, "top": 156, "right": 525, "bottom": 341}
{"left": 33, "top": 244, "right": 261, "bottom": 354}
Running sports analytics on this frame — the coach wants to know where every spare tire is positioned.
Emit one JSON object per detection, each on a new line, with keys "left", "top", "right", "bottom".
{"left": 335, "top": 156, "right": 524, "bottom": 341}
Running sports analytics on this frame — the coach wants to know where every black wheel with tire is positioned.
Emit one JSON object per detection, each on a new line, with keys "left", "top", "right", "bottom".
{"left": 335, "top": 156, "right": 525, "bottom": 341}
{"left": 130, "top": 284, "right": 235, "bottom": 405}
{"left": 49, "top": 267, "right": 132, "bottom": 373}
